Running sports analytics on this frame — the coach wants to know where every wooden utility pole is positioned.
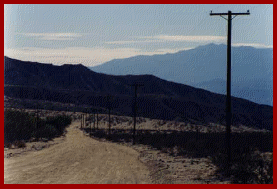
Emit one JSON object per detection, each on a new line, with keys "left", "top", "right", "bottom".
{"left": 36, "top": 98, "right": 39, "bottom": 139}
{"left": 36, "top": 90, "right": 39, "bottom": 139}
{"left": 93, "top": 112, "right": 96, "bottom": 130}
{"left": 108, "top": 107, "right": 111, "bottom": 135}
{"left": 86, "top": 113, "right": 87, "bottom": 128}
{"left": 96, "top": 112, "right": 99, "bottom": 130}
{"left": 89, "top": 115, "right": 92, "bottom": 136}
{"left": 81, "top": 114, "right": 83, "bottom": 129}
{"left": 210, "top": 10, "right": 250, "bottom": 177}
{"left": 131, "top": 83, "right": 144, "bottom": 145}
{"left": 106, "top": 95, "right": 112, "bottom": 136}
{"left": 85, "top": 112, "right": 88, "bottom": 128}
{"left": 82, "top": 114, "right": 85, "bottom": 129}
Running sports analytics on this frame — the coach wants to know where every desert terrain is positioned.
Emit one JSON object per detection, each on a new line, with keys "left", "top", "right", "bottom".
{"left": 5, "top": 108, "right": 272, "bottom": 184}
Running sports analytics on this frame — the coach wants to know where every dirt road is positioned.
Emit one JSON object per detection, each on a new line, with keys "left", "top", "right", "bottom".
{"left": 4, "top": 121, "right": 152, "bottom": 184}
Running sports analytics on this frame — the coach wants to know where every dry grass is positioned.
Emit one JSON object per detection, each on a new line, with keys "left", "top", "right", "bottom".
{"left": 83, "top": 114, "right": 269, "bottom": 133}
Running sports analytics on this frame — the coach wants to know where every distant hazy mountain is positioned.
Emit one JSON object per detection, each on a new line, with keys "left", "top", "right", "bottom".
{"left": 4, "top": 56, "right": 273, "bottom": 130}
{"left": 90, "top": 43, "right": 273, "bottom": 105}
{"left": 195, "top": 78, "right": 273, "bottom": 106}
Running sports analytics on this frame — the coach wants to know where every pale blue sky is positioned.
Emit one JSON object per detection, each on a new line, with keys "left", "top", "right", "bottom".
{"left": 4, "top": 4, "right": 273, "bottom": 66}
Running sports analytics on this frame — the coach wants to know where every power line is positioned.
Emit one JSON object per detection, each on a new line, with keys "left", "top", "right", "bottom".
{"left": 210, "top": 10, "right": 250, "bottom": 177}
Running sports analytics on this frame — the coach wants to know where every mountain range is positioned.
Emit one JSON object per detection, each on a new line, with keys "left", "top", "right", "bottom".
{"left": 91, "top": 44, "right": 273, "bottom": 106}
{"left": 4, "top": 56, "right": 273, "bottom": 131}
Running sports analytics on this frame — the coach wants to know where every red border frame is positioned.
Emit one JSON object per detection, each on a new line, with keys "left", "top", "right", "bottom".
{"left": 2, "top": 2, "right": 275, "bottom": 187}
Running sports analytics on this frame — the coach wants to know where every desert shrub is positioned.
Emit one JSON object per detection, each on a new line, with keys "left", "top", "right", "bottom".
{"left": 13, "top": 140, "right": 26, "bottom": 148}
{"left": 211, "top": 147, "right": 273, "bottom": 184}
{"left": 36, "top": 124, "right": 60, "bottom": 139}
{"left": 4, "top": 109, "right": 72, "bottom": 144}
{"left": 45, "top": 115, "right": 72, "bottom": 133}
{"left": 5, "top": 142, "right": 12, "bottom": 148}
{"left": 4, "top": 109, "right": 36, "bottom": 143}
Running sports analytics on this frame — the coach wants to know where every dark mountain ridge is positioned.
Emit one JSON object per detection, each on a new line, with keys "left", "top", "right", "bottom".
{"left": 4, "top": 56, "right": 273, "bottom": 130}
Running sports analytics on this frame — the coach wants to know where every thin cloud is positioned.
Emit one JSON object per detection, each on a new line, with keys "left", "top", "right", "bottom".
{"left": 19, "top": 33, "right": 83, "bottom": 41}
{"left": 106, "top": 40, "right": 161, "bottom": 44}
{"left": 106, "top": 35, "right": 226, "bottom": 44}
{"left": 4, "top": 47, "right": 191, "bottom": 67}
{"left": 142, "top": 35, "right": 226, "bottom": 42}
{"left": 232, "top": 43, "right": 273, "bottom": 49}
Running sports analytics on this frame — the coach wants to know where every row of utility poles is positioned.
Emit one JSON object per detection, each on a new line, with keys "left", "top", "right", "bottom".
{"left": 81, "top": 112, "right": 99, "bottom": 132}
{"left": 78, "top": 84, "right": 144, "bottom": 144}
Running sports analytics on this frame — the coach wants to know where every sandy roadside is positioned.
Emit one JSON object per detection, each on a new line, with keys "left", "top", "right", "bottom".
{"left": 4, "top": 121, "right": 152, "bottom": 184}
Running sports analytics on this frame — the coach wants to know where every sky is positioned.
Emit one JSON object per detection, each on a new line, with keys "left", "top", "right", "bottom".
{"left": 4, "top": 4, "right": 273, "bottom": 67}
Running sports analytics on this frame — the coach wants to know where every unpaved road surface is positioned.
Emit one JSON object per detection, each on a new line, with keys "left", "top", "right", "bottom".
{"left": 4, "top": 121, "right": 152, "bottom": 184}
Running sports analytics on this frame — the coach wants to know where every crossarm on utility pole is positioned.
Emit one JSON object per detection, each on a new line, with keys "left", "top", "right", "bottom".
{"left": 210, "top": 12, "right": 250, "bottom": 16}
{"left": 210, "top": 10, "right": 250, "bottom": 16}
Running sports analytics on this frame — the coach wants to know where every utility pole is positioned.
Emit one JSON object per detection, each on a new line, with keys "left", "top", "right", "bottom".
{"left": 81, "top": 114, "right": 83, "bottom": 129}
{"left": 106, "top": 95, "right": 112, "bottom": 136}
{"left": 36, "top": 98, "right": 39, "bottom": 139}
{"left": 210, "top": 10, "right": 250, "bottom": 177}
{"left": 82, "top": 114, "right": 84, "bottom": 129}
{"left": 108, "top": 107, "right": 111, "bottom": 135}
{"left": 85, "top": 112, "right": 88, "bottom": 128}
{"left": 96, "top": 111, "right": 99, "bottom": 130}
{"left": 131, "top": 83, "right": 144, "bottom": 145}
{"left": 93, "top": 112, "right": 96, "bottom": 130}
{"left": 89, "top": 115, "right": 91, "bottom": 136}
{"left": 36, "top": 90, "right": 39, "bottom": 140}
{"left": 86, "top": 113, "right": 87, "bottom": 127}
{"left": 74, "top": 96, "right": 78, "bottom": 114}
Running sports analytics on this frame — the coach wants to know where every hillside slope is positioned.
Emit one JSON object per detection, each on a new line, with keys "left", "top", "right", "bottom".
{"left": 4, "top": 56, "right": 273, "bottom": 130}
